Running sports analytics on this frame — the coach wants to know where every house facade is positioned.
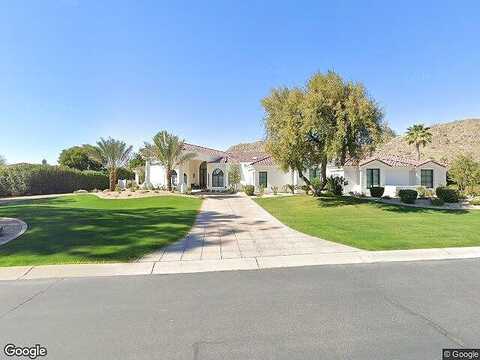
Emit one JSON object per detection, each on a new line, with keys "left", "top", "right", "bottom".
{"left": 143, "top": 142, "right": 447, "bottom": 196}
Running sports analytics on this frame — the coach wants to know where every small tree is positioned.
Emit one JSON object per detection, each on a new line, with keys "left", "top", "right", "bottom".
{"left": 449, "top": 154, "right": 480, "bottom": 194}
{"left": 87, "top": 138, "right": 133, "bottom": 191}
{"left": 228, "top": 164, "right": 241, "bottom": 191}
{"left": 405, "top": 124, "right": 432, "bottom": 161}
{"left": 141, "top": 131, "right": 196, "bottom": 191}
{"left": 59, "top": 145, "right": 103, "bottom": 171}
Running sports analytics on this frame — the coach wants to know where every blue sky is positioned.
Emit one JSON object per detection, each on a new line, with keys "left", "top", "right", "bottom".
{"left": 1, "top": 0, "right": 479, "bottom": 164}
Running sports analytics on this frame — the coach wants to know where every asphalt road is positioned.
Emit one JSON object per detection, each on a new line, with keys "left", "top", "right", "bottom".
{"left": 1, "top": 259, "right": 479, "bottom": 360}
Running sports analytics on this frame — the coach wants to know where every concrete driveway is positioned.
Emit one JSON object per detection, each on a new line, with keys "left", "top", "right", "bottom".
{"left": 141, "top": 193, "right": 358, "bottom": 263}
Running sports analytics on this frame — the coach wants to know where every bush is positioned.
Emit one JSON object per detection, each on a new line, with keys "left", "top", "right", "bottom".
{"left": 431, "top": 198, "right": 445, "bottom": 206}
{"left": 244, "top": 185, "right": 255, "bottom": 196}
{"left": 398, "top": 189, "right": 418, "bottom": 204}
{"left": 310, "top": 177, "right": 323, "bottom": 195}
{"left": 258, "top": 186, "right": 265, "bottom": 197}
{"left": 0, "top": 164, "right": 108, "bottom": 197}
{"left": 300, "top": 184, "right": 311, "bottom": 195}
{"left": 369, "top": 186, "right": 385, "bottom": 197}
{"left": 116, "top": 167, "right": 135, "bottom": 180}
{"left": 326, "top": 176, "right": 343, "bottom": 196}
{"left": 416, "top": 186, "right": 434, "bottom": 199}
{"left": 271, "top": 185, "right": 278, "bottom": 195}
{"left": 436, "top": 186, "right": 459, "bottom": 203}
{"left": 282, "top": 184, "right": 295, "bottom": 194}
{"left": 469, "top": 197, "right": 480, "bottom": 206}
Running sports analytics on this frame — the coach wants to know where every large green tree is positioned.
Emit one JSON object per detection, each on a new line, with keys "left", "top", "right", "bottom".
{"left": 405, "top": 124, "right": 432, "bottom": 161}
{"left": 262, "top": 71, "right": 383, "bottom": 194}
{"left": 58, "top": 146, "right": 103, "bottom": 171}
{"left": 87, "top": 138, "right": 133, "bottom": 191}
{"left": 141, "top": 131, "right": 196, "bottom": 191}
{"left": 449, "top": 154, "right": 480, "bottom": 194}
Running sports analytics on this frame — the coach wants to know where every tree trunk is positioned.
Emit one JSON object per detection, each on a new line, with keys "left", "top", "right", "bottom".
{"left": 109, "top": 168, "right": 117, "bottom": 191}
{"left": 166, "top": 167, "right": 172, "bottom": 192}
{"left": 297, "top": 158, "right": 328, "bottom": 196}
{"left": 416, "top": 144, "right": 420, "bottom": 161}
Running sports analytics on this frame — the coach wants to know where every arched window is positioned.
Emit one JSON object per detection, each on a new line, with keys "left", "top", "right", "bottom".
{"left": 184, "top": 173, "right": 188, "bottom": 185}
{"left": 171, "top": 170, "right": 177, "bottom": 186}
{"left": 212, "top": 169, "right": 224, "bottom": 187}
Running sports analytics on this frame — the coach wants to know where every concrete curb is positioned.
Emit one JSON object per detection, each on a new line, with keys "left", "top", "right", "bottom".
{"left": 2, "top": 247, "right": 480, "bottom": 281}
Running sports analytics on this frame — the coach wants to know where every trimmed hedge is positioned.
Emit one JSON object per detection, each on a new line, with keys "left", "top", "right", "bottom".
{"left": 431, "top": 198, "right": 445, "bottom": 206}
{"left": 369, "top": 186, "right": 385, "bottom": 197}
{"left": 435, "top": 186, "right": 459, "bottom": 203}
{"left": 244, "top": 185, "right": 255, "bottom": 196}
{"left": 0, "top": 164, "right": 108, "bottom": 197}
{"left": 398, "top": 189, "right": 418, "bottom": 204}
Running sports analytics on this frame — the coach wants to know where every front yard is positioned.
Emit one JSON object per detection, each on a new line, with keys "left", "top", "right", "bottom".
{"left": 256, "top": 195, "right": 480, "bottom": 250}
{"left": 0, "top": 194, "right": 202, "bottom": 266}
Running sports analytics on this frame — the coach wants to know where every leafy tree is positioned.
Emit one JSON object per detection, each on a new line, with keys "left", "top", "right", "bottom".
{"left": 405, "top": 124, "right": 432, "bottom": 160}
{"left": 449, "top": 154, "right": 480, "bottom": 194}
{"left": 41, "top": 159, "right": 48, "bottom": 165}
{"left": 228, "top": 164, "right": 241, "bottom": 191}
{"left": 128, "top": 152, "right": 146, "bottom": 170}
{"left": 378, "top": 121, "right": 397, "bottom": 145}
{"left": 87, "top": 138, "right": 133, "bottom": 191}
{"left": 141, "top": 131, "right": 196, "bottom": 191}
{"left": 0, "top": 155, "right": 6, "bottom": 167}
{"left": 262, "top": 71, "right": 383, "bottom": 194}
{"left": 58, "top": 146, "right": 103, "bottom": 171}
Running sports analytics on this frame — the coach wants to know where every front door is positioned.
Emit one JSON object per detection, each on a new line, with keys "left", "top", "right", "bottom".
{"left": 199, "top": 162, "right": 207, "bottom": 188}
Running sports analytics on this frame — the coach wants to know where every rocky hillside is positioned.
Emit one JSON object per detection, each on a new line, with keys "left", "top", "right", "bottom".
{"left": 226, "top": 141, "right": 265, "bottom": 153}
{"left": 375, "top": 118, "right": 480, "bottom": 165}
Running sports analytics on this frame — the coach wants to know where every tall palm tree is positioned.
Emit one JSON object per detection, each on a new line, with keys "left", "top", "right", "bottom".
{"left": 405, "top": 124, "right": 433, "bottom": 161}
{"left": 141, "top": 131, "right": 196, "bottom": 191}
{"left": 87, "top": 138, "right": 133, "bottom": 191}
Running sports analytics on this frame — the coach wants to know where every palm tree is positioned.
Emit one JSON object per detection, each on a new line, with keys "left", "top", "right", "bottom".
{"left": 141, "top": 131, "right": 196, "bottom": 191}
{"left": 87, "top": 138, "right": 133, "bottom": 191}
{"left": 405, "top": 124, "right": 433, "bottom": 161}
{"left": 0, "top": 155, "right": 6, "bottom": 167}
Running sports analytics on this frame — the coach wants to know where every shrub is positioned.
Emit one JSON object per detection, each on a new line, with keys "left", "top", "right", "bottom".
{"left": 0, "top": 164, "right": 108, "bottom": 197}
{"left": 398, "top": 189, "right": 418, "bottom": 204}
{"left": 258, "top": 186, "right": 265, "bottom": 197}
{"left": 271, "top": 185, "right": 278, "bottom": 195}
{"left": 416, "top": 186, "right": 434, "bottom": 199}
{"left": 282, "top": 184, "right": 295, "bottom": 194}
{"left": 382, "top": 195, "right": 391, "bottom": 199}
{"left": 116, "top": 167, "right": 135, "bottom": 180}
{"left": 244, "top": 185, "right": 255, "bottom": 196}
{"left": 430, "top": 198, "right": 445, "bottom": 206}
{"left": 326, "top": 176, "right": 343, "bottom": 196}
{"left": 469, "top": 197, "right": 480, "bottom": 206}
{"left": 369, "top": 186, "right": 385, "bottom": 197}
{"left": 300, "top": 184, "right": 310, "bottom": 195}
{"left": 310, "top": 177, "right": 323, "bottom": 195}
{"left": 436, "top": 186, "right": 459, "bottom": 203}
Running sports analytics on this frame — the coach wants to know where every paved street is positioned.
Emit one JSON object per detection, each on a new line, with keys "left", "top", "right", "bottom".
{"left": 1, "top": 259, "right": 479, "bottom": 360}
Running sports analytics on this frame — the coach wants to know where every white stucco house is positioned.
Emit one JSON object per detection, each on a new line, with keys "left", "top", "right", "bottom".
{"left": 143, "top": 142, "right": 447, "bottom": 197}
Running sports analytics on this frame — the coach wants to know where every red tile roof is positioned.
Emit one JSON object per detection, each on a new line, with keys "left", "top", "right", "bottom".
{"left": 346, "top": 155, "right": 446, "bottom": 168}
{"left": 249, "top": 156, "right": 275, "bottom": 166}
{"left": 183, "top": 143, "right": 227, "bottom": 157}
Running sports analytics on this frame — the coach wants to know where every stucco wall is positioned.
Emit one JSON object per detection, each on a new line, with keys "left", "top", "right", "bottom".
{"left": 415, "top": 162, "right": 447, "bottom": 188}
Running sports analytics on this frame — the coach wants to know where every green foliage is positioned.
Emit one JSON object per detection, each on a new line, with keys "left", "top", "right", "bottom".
{"left": 0, "top": 164, "right": 108, "bottom": 196}
{"left": 271, "top": 185, "right": 279, "bottom": 195}
{"left": 116, "top": 167, "right": 135, "bottom": 180}
{"left": 398, "top": 189, "right": 418, "bottom": 204}
{"left": 309, "top": 178, "right": 323, "bottom": 194}
{"left": 326, "top": 176, "right": 343, "bottom": 196}
{"left": 262, "top": 71, "right": 383, "bottom": 191}
{"left": 0, "top": 155, "right": 5, "bottom": 167}
{"left": 448, "top": 154, "right": 480, "bottom": 194}
{"left": 141, "top": 130, "right": 196, "bottom": 191}
{"left": 430, "top": 198, "right": 445, "bottom": 206}
{"left": 300, "top": 184, "right": 311, "bottom": 195}
{"left": 369, "top": 186, "right": 385, "bottom": 197}
{"left": 258, "top": 186, "right": 265, "bottom": 197}
{"left": 416, "top": 186, "right": 434, "bottom": 199}
{"left": 244, "top": 185, "right": 255, "bottom": 196}
{"left": 128, "top": 152, "right": 146, "bottom": 170}
{"left": 58, "top": 146, "right": 103, "bottom": 171}
{"left": 228, "top": 165, "right": 241, "bottom": 191}
{"left": 405, "top": 124, "right": 432, "bottom": 160}
{"left": 282, "top": 184, "right": 295, "bottom": 194}
{"left": 436, "top": 186, "right": 459, "bottom": 203}
{"left": 469, "top": 197, "right": 480, "bottom": 206}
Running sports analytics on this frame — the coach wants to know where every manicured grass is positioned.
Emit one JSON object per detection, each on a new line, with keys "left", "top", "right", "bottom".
{"left": 255, "top": 195, "right": 480, "bottom": 250}
{"left": 0, "top": 195, "right": 202, "bottom": 266}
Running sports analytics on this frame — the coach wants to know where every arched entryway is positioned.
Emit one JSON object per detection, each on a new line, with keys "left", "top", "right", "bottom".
{"left": 199, "top": 161, "right": 207, "bottom": 188}
{"left": 212, "top": 168, "right": 224, "bottom": 187}
{"left": 171, "top": 170, "right": 178, "bottom": 186}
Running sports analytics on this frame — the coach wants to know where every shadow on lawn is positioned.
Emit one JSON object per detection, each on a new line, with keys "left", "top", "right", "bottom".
{"left": 313, "top": 196, "right": 469, "bottom": 215}
{"left": 0, "top": 204, "right": 199, "bottom": 262}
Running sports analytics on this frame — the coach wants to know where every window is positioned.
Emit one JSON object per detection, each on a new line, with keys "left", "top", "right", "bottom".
{"left": 212, "top": 169, "right": 224, "bottom": 187}
{"left": 366, "top": 168, "right": 380, "bottom": 188}
{"left": 259, "top": 171, "right": 268, "bottom": 188}
{"left": 171, "top": 170, "right": 177, "bottom": 186}
{"left": 309, "top": 167, "right": 319, "bottom": 180}
{"left": 421, "top": 169, "right": 433, "bottom": 188}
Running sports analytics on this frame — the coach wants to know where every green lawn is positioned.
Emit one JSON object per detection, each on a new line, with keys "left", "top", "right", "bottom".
{"left": 255, "top": 195, "right": 480, "bottom": 250}
{"left": 0, "top": 194, "right": 202, "bottom": 266}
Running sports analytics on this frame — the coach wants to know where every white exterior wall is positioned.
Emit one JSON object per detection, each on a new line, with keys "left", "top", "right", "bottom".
{"left": 247, "top": 165, "right": 293, "bottom": 192}
{"left": 149, "top": 164, "right": 167, "bottom": 187}
{"left": 415, "top": 162, "right": 447, "bottom": 189}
